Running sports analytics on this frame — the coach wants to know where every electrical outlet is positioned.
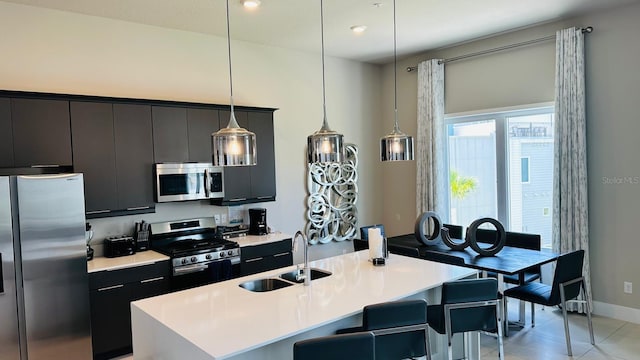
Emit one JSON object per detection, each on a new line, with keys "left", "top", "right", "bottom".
{"left": 213, "top": 214, "right": 221, "bottom": 224}
{"left": 624, "top": 281, "right": 633, "bottom": 294}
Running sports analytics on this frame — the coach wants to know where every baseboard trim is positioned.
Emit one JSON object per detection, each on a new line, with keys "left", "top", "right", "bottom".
{"left": 593, "top": 301, "right": 640, "bottom": 324}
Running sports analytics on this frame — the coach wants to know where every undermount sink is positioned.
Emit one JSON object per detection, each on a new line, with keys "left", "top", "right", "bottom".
{"left": 279, "top": 268, "right": 332, "bottom": 284}
{"left": 239, "top": 278, "right": 294, "bottom": 292}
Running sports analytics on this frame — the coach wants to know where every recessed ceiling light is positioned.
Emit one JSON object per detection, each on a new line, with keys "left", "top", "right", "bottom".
{"left": 241, "top": 0, "right": 261, "bottom": 9}
{"left": 350, "top": 25, "right": 367, "bottom": 33}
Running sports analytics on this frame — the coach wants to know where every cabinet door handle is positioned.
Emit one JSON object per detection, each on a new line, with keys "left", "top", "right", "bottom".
{"left": 257, "top": 196, "right": 272, "bottom": 200}
{"left": 30, "top": 164, "right": 60, "bottom": 168}
{"left": 87, "top": 209, "right": 111, "bottom": 215}
{"left": 98, "top": 284, "right": 124, "bottom": 292}
{"left": 0, "top": 253, "right": 4, "bottom": 294}
{"left": 244, "top": 257, "right": 264, "bottom": 263}
{"left": 229, "top": 198, "right": 247, "bottom": 202}
{"left": 273, "top": 252, "right": 290, "bottom": 257}
{"left": 126, "top": 206, "right": 151, "bottom": 211}
{"left": 140, "top": 277, "right": 164, "bottom": 284}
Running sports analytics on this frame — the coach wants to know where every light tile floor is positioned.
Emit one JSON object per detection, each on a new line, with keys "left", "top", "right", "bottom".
{"left": 481, "top": 302, "right": 640, "bottom": 360}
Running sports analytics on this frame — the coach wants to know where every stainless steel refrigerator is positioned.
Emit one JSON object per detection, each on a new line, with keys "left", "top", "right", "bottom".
{"left": 0, "top": 173, "right": 92, "bottom": 360}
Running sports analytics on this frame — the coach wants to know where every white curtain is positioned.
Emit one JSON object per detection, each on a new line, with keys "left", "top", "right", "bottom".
{"left": 416, "top": 59, "right": 446, "bottom": 218}
{"left": 552, "top": 27, "right": 591, "bottom": 312}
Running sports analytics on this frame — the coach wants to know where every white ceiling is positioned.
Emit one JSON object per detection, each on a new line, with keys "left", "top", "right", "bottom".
{"left": 3, "top": 0, "right": 639, "bottom": 63}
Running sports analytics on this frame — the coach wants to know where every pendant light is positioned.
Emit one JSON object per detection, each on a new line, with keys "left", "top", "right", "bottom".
{"left": 380, "top": 0, "right": 414, "bottom": 161}
{"left": 212, "top": 0, "right": 257, "bottom": 167}
{"left": 307, "top": 0, "right": 345, "bottom": 163}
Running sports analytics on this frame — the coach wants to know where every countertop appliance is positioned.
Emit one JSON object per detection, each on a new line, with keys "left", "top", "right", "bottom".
{"left": 248, "top": 208, "right": 268, "bottom": 235}
{"left": 150, "top": 217, "right": 240, "bottom": 291}
{"left": 0, "top": 174, "right": 92, "bottom": 360}
{"left": 154, "top": 163, "right": 224, "bottom": 203}
{"left": 104, "top": 235, "right": 136, "bottom": 258}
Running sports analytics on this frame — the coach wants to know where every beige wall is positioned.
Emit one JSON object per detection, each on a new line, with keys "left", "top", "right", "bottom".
{"left": 0, "top": 1, "right": 384, "bottom": 261}
{"left": 384, "top": 3, "right": 640, "bottom": 311}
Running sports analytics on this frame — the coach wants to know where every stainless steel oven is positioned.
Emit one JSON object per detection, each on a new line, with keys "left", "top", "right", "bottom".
{"left": 154, "top": 163, "right": 224, "bottom": 202}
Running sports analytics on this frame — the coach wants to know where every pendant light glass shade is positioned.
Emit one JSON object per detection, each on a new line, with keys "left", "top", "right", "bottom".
{"left": 380, "top": 0, "right": 414, "bottom": 162}
{"left": 307, "top": 0, "right": 344, "bottom": 164}
{"left": 212, "top": 0, "right": 257, "bottom": 167}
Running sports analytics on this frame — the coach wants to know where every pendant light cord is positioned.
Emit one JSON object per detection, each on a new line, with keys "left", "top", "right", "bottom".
{"left": 320, "top": 0, "right": 330, "bottom": 131}
{"left": 392, "top": 0, "right": 400, "bottom": 133}
{"left": 225, "top": 0, "right": 239, "bottom": 127}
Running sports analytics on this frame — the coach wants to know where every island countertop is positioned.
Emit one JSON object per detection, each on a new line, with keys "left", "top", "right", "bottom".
{"left": 131, "top": 250, "right": 477, "bottom": 360}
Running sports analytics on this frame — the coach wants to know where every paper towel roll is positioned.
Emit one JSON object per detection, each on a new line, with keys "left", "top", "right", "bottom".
{"left": 368, "top": 227, "right": 385, "bottom": 260}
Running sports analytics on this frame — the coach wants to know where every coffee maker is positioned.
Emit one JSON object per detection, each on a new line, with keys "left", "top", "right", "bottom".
{"left": 248, "top": 208, "right": 268, "bottom": 235}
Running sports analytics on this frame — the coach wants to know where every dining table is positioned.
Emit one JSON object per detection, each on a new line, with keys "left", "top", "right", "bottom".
{"left": 354, "top": 233, "right": 561, "bottom": 331}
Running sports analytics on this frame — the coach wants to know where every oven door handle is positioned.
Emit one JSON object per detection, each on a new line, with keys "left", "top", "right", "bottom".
{"left": 204, "top": 169, "right": 210, "bottom": 198}
{"left": 174, "top": 264, "right": 210, "bottom": 275}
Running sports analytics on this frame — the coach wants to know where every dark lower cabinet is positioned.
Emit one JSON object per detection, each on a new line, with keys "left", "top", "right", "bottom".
{"left": 240, "top": 239, "right": 293, "bottom": 276}
{"left": 89, "top": 261, "right": 170, "bottom": 360}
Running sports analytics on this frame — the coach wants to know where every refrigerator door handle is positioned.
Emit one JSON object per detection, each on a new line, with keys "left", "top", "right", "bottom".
{"left": 0, "top": 252, "right": 3, "bottom": 294}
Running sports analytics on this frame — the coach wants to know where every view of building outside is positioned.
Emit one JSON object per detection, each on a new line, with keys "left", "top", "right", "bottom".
{"left": 507, "top": 113, "right": 554, "bottom": 247}
{"left": 446, "top": 109, "right": 554, "bottom": 248}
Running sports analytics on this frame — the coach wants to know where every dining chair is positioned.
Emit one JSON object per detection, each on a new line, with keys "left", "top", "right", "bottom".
{"left": 503, "top": 249, "right": 594, "bottom": 356}
{"left": 442, "top": 223, "right": 463, "bottom": 239}
{"left": 427, "top": 278, "right": 504, "bottom": 360}
{"left": 336, "top": 299, "right": 432, "bottom": 360}
{"left": 293, "top": 331, "right": 375, "bottom": 360}
{"left": 476, "top": 229, "right": 543, "bottom": 284}
{"left": 355, "top": 224, "right": 386, "bottom": 251}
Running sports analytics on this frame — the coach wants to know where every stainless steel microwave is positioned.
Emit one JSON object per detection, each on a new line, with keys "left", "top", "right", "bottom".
{"left": 154, "top": 163, "right": 224, "bottom": 202}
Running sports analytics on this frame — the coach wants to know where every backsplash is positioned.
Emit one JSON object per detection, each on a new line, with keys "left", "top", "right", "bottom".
{"left": 87, "top": 202, "right": 235, "bottom": 257}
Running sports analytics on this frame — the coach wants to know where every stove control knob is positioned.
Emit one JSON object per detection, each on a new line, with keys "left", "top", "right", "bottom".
{"left": 205, "top": 254, "right": 212, "bottom": 260}
{"left": 227, "top": 250, "right": 233, "bottom": 256}
{"left": 181, "top": 259, "right": 188, "bottom": 265}
{"left": 219, "top": 252, "right": 225, "bottom": 257}
{"left": 191, "top": 256, "right": 197, "bottom": 263}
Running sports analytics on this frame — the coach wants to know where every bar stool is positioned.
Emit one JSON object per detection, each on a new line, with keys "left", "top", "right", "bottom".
{"left": 293, "top": 331, "right": 375, "bottom": 360}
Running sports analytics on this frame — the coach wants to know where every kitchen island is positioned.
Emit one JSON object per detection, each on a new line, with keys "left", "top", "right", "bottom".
{"left": 131, "top": 250, "right": 478, "bottom": 360}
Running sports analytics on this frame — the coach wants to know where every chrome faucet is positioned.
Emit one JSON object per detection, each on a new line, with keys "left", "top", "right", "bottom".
{"left": 292, "top": 230, "right": 311, "bottom": 286}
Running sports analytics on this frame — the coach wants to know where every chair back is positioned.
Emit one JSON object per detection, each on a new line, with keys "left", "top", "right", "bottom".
{"left": 442, "top": 278, "right": 499, "bottom": 334}
{"left": 476, "top": 229, "right": 541, "bottom": 250}
{"left": 293, "top": 331, "right": 375, "bottom": 360}
{"left": 549, "top": 250, "right": 585, "bottom": 305}
{"left": 363, "top": 299, "right": 428, "bottom": 359}
{"left": 360, "top": 224, "right": 386, "bottom": 241}
{"left": 443, "top": 223, "right": 463, "bottom": 239}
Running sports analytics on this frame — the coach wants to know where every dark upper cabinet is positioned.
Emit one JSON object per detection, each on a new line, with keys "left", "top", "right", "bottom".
{"left": 219, "top": 110, "right": 252, "bottom": 203}
{"left": 11, "top": 98, "right": 72, "bottom": 167}
{"left": 113, "top": 104, "right": 155, "bottom": 211}
{"left": 0, "top": 98, "right": 13, "bottom": 167}
{"left": 249, "top": 111, "right": 276, "bottom": 200}
{"left": 70, "top": 102, "right": 118, "bottom": 214}
{"left": 187, "top": 108, "right": 220, "bottom": 163}
{"left": 152, "top": 106, "right": 189, "bottom": 163}
{"left": 214, "top": 110, "right": 276, "bottom": 205}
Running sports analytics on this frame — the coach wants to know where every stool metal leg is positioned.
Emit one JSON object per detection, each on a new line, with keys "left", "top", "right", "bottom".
{"left": 559, "top": 284, "right": 573, "bottom": 356}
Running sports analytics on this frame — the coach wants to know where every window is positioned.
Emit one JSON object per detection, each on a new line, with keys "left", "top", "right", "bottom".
{"left": 520, "top": 157, "right": 530, "bottom": 183}
{"left": 445, "top": 105, "right": 554, "bottom": 248}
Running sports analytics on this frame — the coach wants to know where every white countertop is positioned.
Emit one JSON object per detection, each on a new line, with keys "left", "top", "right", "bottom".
{"left": 131, "top": 250, "right": 477, "bottom": 359}
{"left": 234, "top": 232, "right": 292, "bottom": 247}
{"left": 87, "top": 250, "right": 169, "bottom": 273}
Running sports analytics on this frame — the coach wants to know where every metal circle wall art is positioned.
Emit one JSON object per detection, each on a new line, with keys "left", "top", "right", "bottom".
{"left": 305, "top": 144, "right": 358, "bottom": 245}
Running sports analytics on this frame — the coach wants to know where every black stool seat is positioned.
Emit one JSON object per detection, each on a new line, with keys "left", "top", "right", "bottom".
{"left": 293, "top": 331, "right": 375, "bottom": 360}
{"left": 504, "top": 282, "right": 553, "bottom": 305}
